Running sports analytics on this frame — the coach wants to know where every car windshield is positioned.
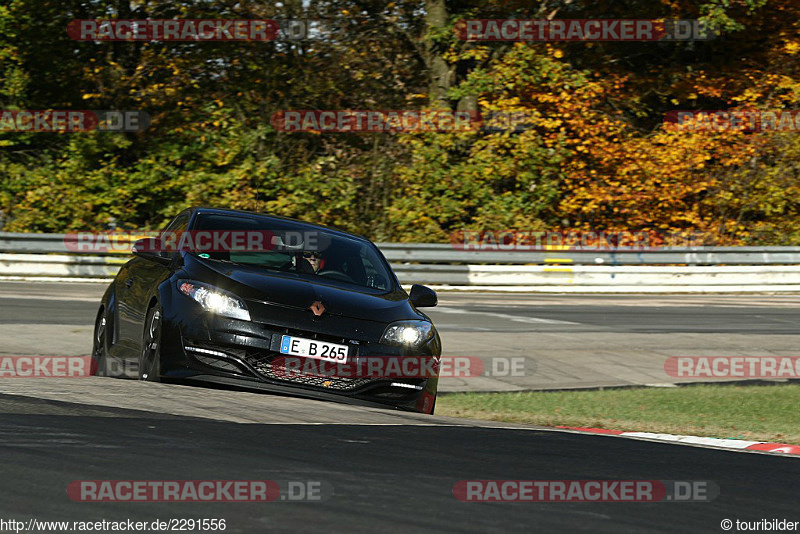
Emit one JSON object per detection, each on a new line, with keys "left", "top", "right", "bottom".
{"left": 189, "top": 213, "right": 393, "bottom": 291}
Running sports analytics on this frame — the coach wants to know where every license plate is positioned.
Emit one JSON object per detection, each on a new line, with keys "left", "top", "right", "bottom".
{"left": 279, "top": 335, "right": 349, "bottom": 363}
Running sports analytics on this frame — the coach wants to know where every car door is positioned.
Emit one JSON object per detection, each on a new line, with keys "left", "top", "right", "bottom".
{"left": 117, "top": 211, "right": 191, "bottom": 351}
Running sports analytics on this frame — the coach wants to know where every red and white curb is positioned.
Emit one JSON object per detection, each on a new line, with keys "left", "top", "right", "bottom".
{"left": 557, "top": 426, "right": 800, "bottom": 457}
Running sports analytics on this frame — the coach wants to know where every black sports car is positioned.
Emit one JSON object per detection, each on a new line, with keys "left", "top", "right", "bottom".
{"left": 92, "top": 207, "right": 441, "bottom": 414}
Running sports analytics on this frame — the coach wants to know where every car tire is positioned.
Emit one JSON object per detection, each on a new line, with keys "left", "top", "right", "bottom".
{"left": 91, "top": 308, "right": 110, "bottom": 377}
{"left": 139, "top": 305, "right": 162, "bottom": 382}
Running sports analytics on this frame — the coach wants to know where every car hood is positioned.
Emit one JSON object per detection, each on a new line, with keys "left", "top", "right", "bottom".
{"left": 185, "top": 255, "right": 418, "bottom": 324}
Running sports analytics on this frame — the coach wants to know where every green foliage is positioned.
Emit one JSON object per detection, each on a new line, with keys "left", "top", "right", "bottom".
{"left": 0, "top": 0, "right": 799, "bottom": 244}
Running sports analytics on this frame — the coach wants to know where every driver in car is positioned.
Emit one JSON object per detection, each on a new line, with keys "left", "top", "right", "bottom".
{"left": 296, "top": 250, "right": 323, "bottom": 274}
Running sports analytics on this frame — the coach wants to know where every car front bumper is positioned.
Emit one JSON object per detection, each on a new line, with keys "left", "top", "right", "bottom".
{"left": 157, "top": 296, "right": 440, "bottom": 414}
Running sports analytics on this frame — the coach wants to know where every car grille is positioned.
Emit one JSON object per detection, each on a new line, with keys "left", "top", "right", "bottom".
{"left": 245, "top": 351, "right": 376, "bottom": 392}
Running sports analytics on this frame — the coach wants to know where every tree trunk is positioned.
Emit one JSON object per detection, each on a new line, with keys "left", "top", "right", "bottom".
{"left": 425, "top": 0, "right": 450, "bottom": 109}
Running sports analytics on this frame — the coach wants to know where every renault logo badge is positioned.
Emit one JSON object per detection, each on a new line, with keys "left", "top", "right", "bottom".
{"left": 309, "top": 301, "right": 325, "bottom": 316}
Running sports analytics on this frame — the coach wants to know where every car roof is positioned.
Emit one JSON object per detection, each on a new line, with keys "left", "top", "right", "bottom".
{"left": 187, "top": 207, "right": 371, "bottom": 243}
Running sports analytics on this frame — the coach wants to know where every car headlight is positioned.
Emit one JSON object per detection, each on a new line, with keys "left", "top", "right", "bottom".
{"left": 177, "top": 280, "right": 250, "bottom": 321}
{"left": 380, "top": 320, "right": 434, "bottom": 346}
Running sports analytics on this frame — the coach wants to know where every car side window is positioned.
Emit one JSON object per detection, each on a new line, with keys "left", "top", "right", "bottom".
{"left": 163, "top": 212, "right": 191, "bottom": 234}
{"left": 360, "top": 247, "right": 389, "bottom": 290}
{"left": 159, "top": 212, "right": 191, "bottom": 257}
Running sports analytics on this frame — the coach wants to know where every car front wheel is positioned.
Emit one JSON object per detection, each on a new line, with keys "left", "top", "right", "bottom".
{"left": 92, "top": 309, "right": 109, "bottom": 377}
{"left": 139, "top": 306, "right": 162, "bottom": 382}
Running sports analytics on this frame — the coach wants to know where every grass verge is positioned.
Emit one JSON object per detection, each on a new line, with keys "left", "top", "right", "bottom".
{"left": 436, "top": 383, "right": 800, "bottom": 444}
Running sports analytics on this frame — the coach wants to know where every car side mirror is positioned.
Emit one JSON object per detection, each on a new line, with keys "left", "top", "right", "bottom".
{"left": 131, "top": 238, "right": 172, "bottom": 265}
{"left": 409, "top": 284, "right": 437, "bottom": 308}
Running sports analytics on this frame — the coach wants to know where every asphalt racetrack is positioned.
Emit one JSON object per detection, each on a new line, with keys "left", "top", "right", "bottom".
{"left": 1, "top": 282, "right": 799, "bottom": 532}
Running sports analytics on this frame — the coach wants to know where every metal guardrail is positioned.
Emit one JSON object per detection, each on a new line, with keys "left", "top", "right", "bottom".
{"left": 378, "top": 243, "right": 800, "bottom": 265}
{"left": 0, "top": 232, "right": 146, "bottom": 255}
{"left": 2, "top": 232, "right": 800, "bottom": 290}
{"left": 3, "top": 232, "right": 800, "bottom": 265}
{"left": 3, "top": 253, "right": 800, "bottom": 292}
